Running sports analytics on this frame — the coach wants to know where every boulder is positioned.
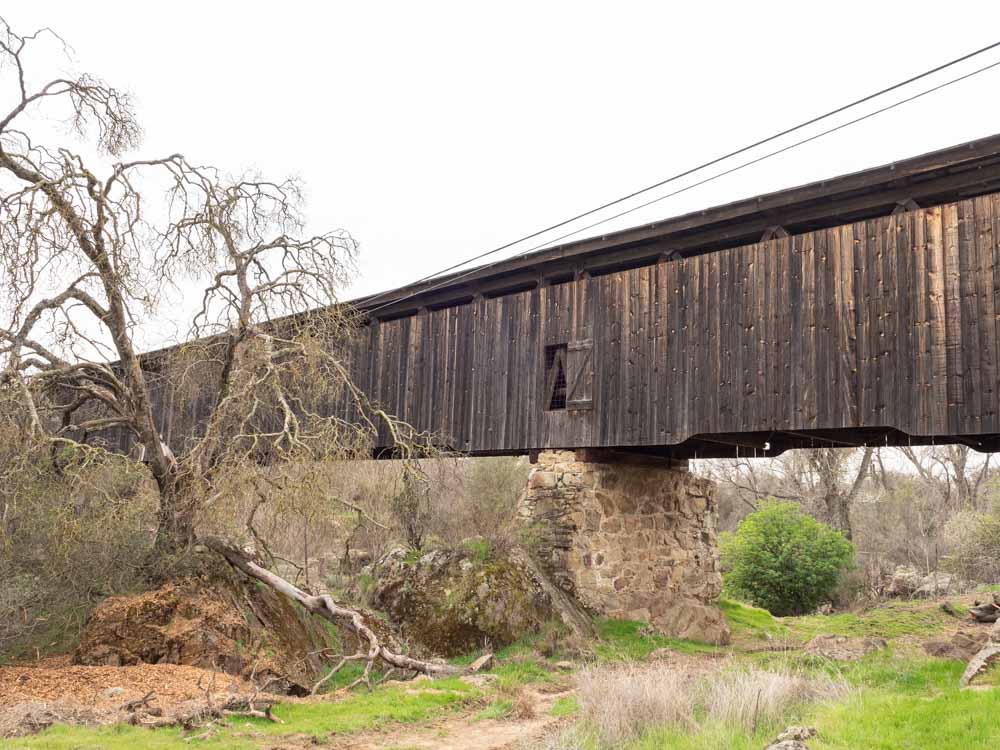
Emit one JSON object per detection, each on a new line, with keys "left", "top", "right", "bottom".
{"left": 887, "top": 565, "right": 923, "bottom": 597}
{"left": 765, "top": 726, "right": 816, "bottom": 750}
{"left": 914, "top": 572, "right": 962, "bottom": 598}
{"left": 886, "top": 566, "right": 965, "bottom": 598}
{"left": 776, "top": 727, "right": 817, "bottom": 741}
{"left": 368, "top": 546, "right": 554, "bottom": 657}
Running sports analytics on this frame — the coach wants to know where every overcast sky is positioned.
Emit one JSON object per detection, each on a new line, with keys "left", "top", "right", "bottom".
{"left": 8, "top": 1, "right": 1000, "bottom": 348}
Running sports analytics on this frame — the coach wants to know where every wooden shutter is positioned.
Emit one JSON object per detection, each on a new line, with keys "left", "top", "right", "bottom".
{"left": 565, "top": 337, "right": 593, "bottom": 410}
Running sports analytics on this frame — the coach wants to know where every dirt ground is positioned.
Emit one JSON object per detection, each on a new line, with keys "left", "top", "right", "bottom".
{"left": 0, "top": 656, "right": 257, "bottom": 711}
{"left": 331, "top": 687, "right": 575, "bottom": 750}
{"left": 0, "top": 656, "right": 269, "bottom": 739}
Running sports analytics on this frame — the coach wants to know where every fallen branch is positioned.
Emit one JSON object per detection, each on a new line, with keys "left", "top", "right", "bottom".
{"left": 129, "top": 695, "right": 281, "bottom": 730}
{"left": 201, "top": 536, "right": 490, "bottom": 688}
{"left": 121, "top": 691, "right": 159, "bottom": 714}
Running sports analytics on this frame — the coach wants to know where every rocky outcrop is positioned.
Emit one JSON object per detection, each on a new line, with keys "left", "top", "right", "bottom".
{"left": 886, "top": 566, "right": 966, "bottom": 598}
{"left": 369, "top": 546, "right": 554, "bottom": 657}
{"left": 73, "top": 573, "right": 333, "bottom": 695}
{"left": 517, "top": 450, "right": 729, "bottom": 644}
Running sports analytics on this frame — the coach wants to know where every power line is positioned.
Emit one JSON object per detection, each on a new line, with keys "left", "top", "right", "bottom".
{"left": 507, "top": 57, "right": 1000, "bottom": 260}
{"left": 363, "top": 40, "right": 1000, "bottom": 315}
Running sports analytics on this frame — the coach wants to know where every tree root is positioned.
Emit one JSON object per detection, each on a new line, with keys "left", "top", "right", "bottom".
{"left": 200, "top": 536, "right": 491, "bottom": 691}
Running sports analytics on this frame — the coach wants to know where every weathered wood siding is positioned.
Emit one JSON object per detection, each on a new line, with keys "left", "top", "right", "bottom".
{"left": 342, "top": 194, "right": 1000, "bottom": 452}
{"left": 145, "top": 192, "right": 1000, "bottom": 455}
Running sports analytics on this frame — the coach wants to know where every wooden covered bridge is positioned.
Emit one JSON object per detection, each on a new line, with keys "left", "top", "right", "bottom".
{"left": 152, "top": 133, "right": 1000, "bottom": 459}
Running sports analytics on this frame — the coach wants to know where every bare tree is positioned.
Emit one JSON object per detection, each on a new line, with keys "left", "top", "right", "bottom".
{"left": 805, "top": 447, "right": 873, "bottom": 540}
{"left": 0, "top": 16, "right": 471, "bottom": 681}
{"left": 900, "top": 445, "right": 994, "bottom": 512}
{"left": 0, "top": 18, "right": 421, "bottom": 555}
{"left": 703, "top": 447, "right": 872, "bottom": 538}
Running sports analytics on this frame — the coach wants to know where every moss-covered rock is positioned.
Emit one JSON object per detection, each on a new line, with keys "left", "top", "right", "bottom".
{"left": 369, "top": 546, "right": 554, "bottom": 657}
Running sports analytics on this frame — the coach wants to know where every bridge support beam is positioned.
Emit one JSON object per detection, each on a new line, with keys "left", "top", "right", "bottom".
{"left": 517, "top": 450, "right": 730, "bottom": 644}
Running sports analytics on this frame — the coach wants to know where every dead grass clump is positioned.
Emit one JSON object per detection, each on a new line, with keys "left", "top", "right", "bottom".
{"left": 529, "top": 726, "right": 586, "bottom": 750}
{"left": 572, "top": 663, "right": 849, "bottom": 745}
{"left": 702, "top": 667, "right": 850, "bottom": 732}
{"left": 512, "top": 690, "right": 537, "bottom": 720}
{"left": 576, "top": 664, "right": 695, "bottom": 745}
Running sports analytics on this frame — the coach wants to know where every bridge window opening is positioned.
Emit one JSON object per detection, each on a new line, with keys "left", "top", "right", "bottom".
{"left": 544, "top": 343, "right": 568, "bottom": 410}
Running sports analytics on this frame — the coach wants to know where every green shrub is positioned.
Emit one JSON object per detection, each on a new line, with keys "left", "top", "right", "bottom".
{"left": 721, "top": 501, "right": 855, "bottom": 616}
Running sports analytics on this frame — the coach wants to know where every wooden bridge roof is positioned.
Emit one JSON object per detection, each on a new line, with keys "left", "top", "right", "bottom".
{"left": 354, "top": 132, "right": 1000, "bottom": 320}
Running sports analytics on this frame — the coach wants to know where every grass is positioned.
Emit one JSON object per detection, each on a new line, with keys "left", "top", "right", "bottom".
{"left": 492, "top": 658, "right": 557, "bottom": 690}
{"left": 550, "top": 695, "right": 580, "bottom": 717}
{"left": 7, "top": 678, "right": 480, "bottom": 750}
{"left": 810, "top": 682, "right": 1000, "bottom": 749}
{"left": 782, "top": 599, "right": 958, "bottom": 641}
{"left": 593, "top": 618, "right": 719, "bottom": 661}
{"left": 562, "top": 656, "right": 1000, "bottom": 750}
{"left": 719, "top": 598, "right": 789, "bottom": 641}
{"left": 462, "top": 537, "right": 494, "bottom": 563}
{"left": 313, "top": 658, "right": 369, "bottom": 691}
{"left": 7, "top": 600, "right": 996, "bottom": 750}
{"left": 474, "top": 698, "right": 514, "bottom": 720}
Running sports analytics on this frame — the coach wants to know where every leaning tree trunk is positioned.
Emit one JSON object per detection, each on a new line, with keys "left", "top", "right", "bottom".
{"left": 200, "top": 536, "right": 491, "bottom": 688}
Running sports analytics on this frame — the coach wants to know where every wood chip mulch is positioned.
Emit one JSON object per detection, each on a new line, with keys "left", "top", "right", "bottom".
{"left": 0, "top": 660, "right": 254, "bottom": 711}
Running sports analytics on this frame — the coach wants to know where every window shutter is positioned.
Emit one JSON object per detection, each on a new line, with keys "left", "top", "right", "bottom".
{"left": 566, "top": 337, "right": 593, "bottom": 410}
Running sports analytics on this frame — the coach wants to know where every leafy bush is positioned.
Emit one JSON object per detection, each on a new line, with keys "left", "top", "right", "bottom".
{"left": 721, "top": 500, "right": 855, "bottom": 616}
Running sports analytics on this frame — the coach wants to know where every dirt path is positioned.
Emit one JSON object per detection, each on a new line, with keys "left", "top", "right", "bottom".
{"left": 329, "top": 688, "right": 573, "bottom": 750}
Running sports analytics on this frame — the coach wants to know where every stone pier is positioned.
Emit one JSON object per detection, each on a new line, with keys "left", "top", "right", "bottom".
{"left": 517, "top": 449, "right": 730, "bottom": 644}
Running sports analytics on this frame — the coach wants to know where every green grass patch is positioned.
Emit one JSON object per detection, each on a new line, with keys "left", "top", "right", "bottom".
{"left": 7, "top": 678, "right": 480, "bottom": 750}
{"left": 783, "top": 600, "right": 956, "bottom": 641}
{"left": 492, "top": 659, "right": 556, "bottom": 690}
{"left": 550, "top": 694, "right": 580, "bottom": 717}
{"left": 720, "top": 598, "right": 789, "bottom": 640}
{"left": 621, "top": 721, "right": 788, "bottom": 750}
{"left": 474, "top": 698, "right": 514, "bottom": 720}
{"left": 841, "top": 652, "right": 965, "bottom": 693}
{"left": 810, "top": 685, "right": 1000, "bottom": 749}
{"left": 594, "top": 618, "right": 719, "bottom": 661}
{"left": 746, "top": 646, "right": 966, "bottom": 694}
{"left": 314, "top": 659, "right": 370, "bottom": 691}
{"left": 461, "top": 537, "right": 494, "bottom": 563}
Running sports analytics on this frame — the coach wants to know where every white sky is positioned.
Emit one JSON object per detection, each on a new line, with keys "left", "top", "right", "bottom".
{"left": 7, "top": 1, "right": 1000, "bottom": 351}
